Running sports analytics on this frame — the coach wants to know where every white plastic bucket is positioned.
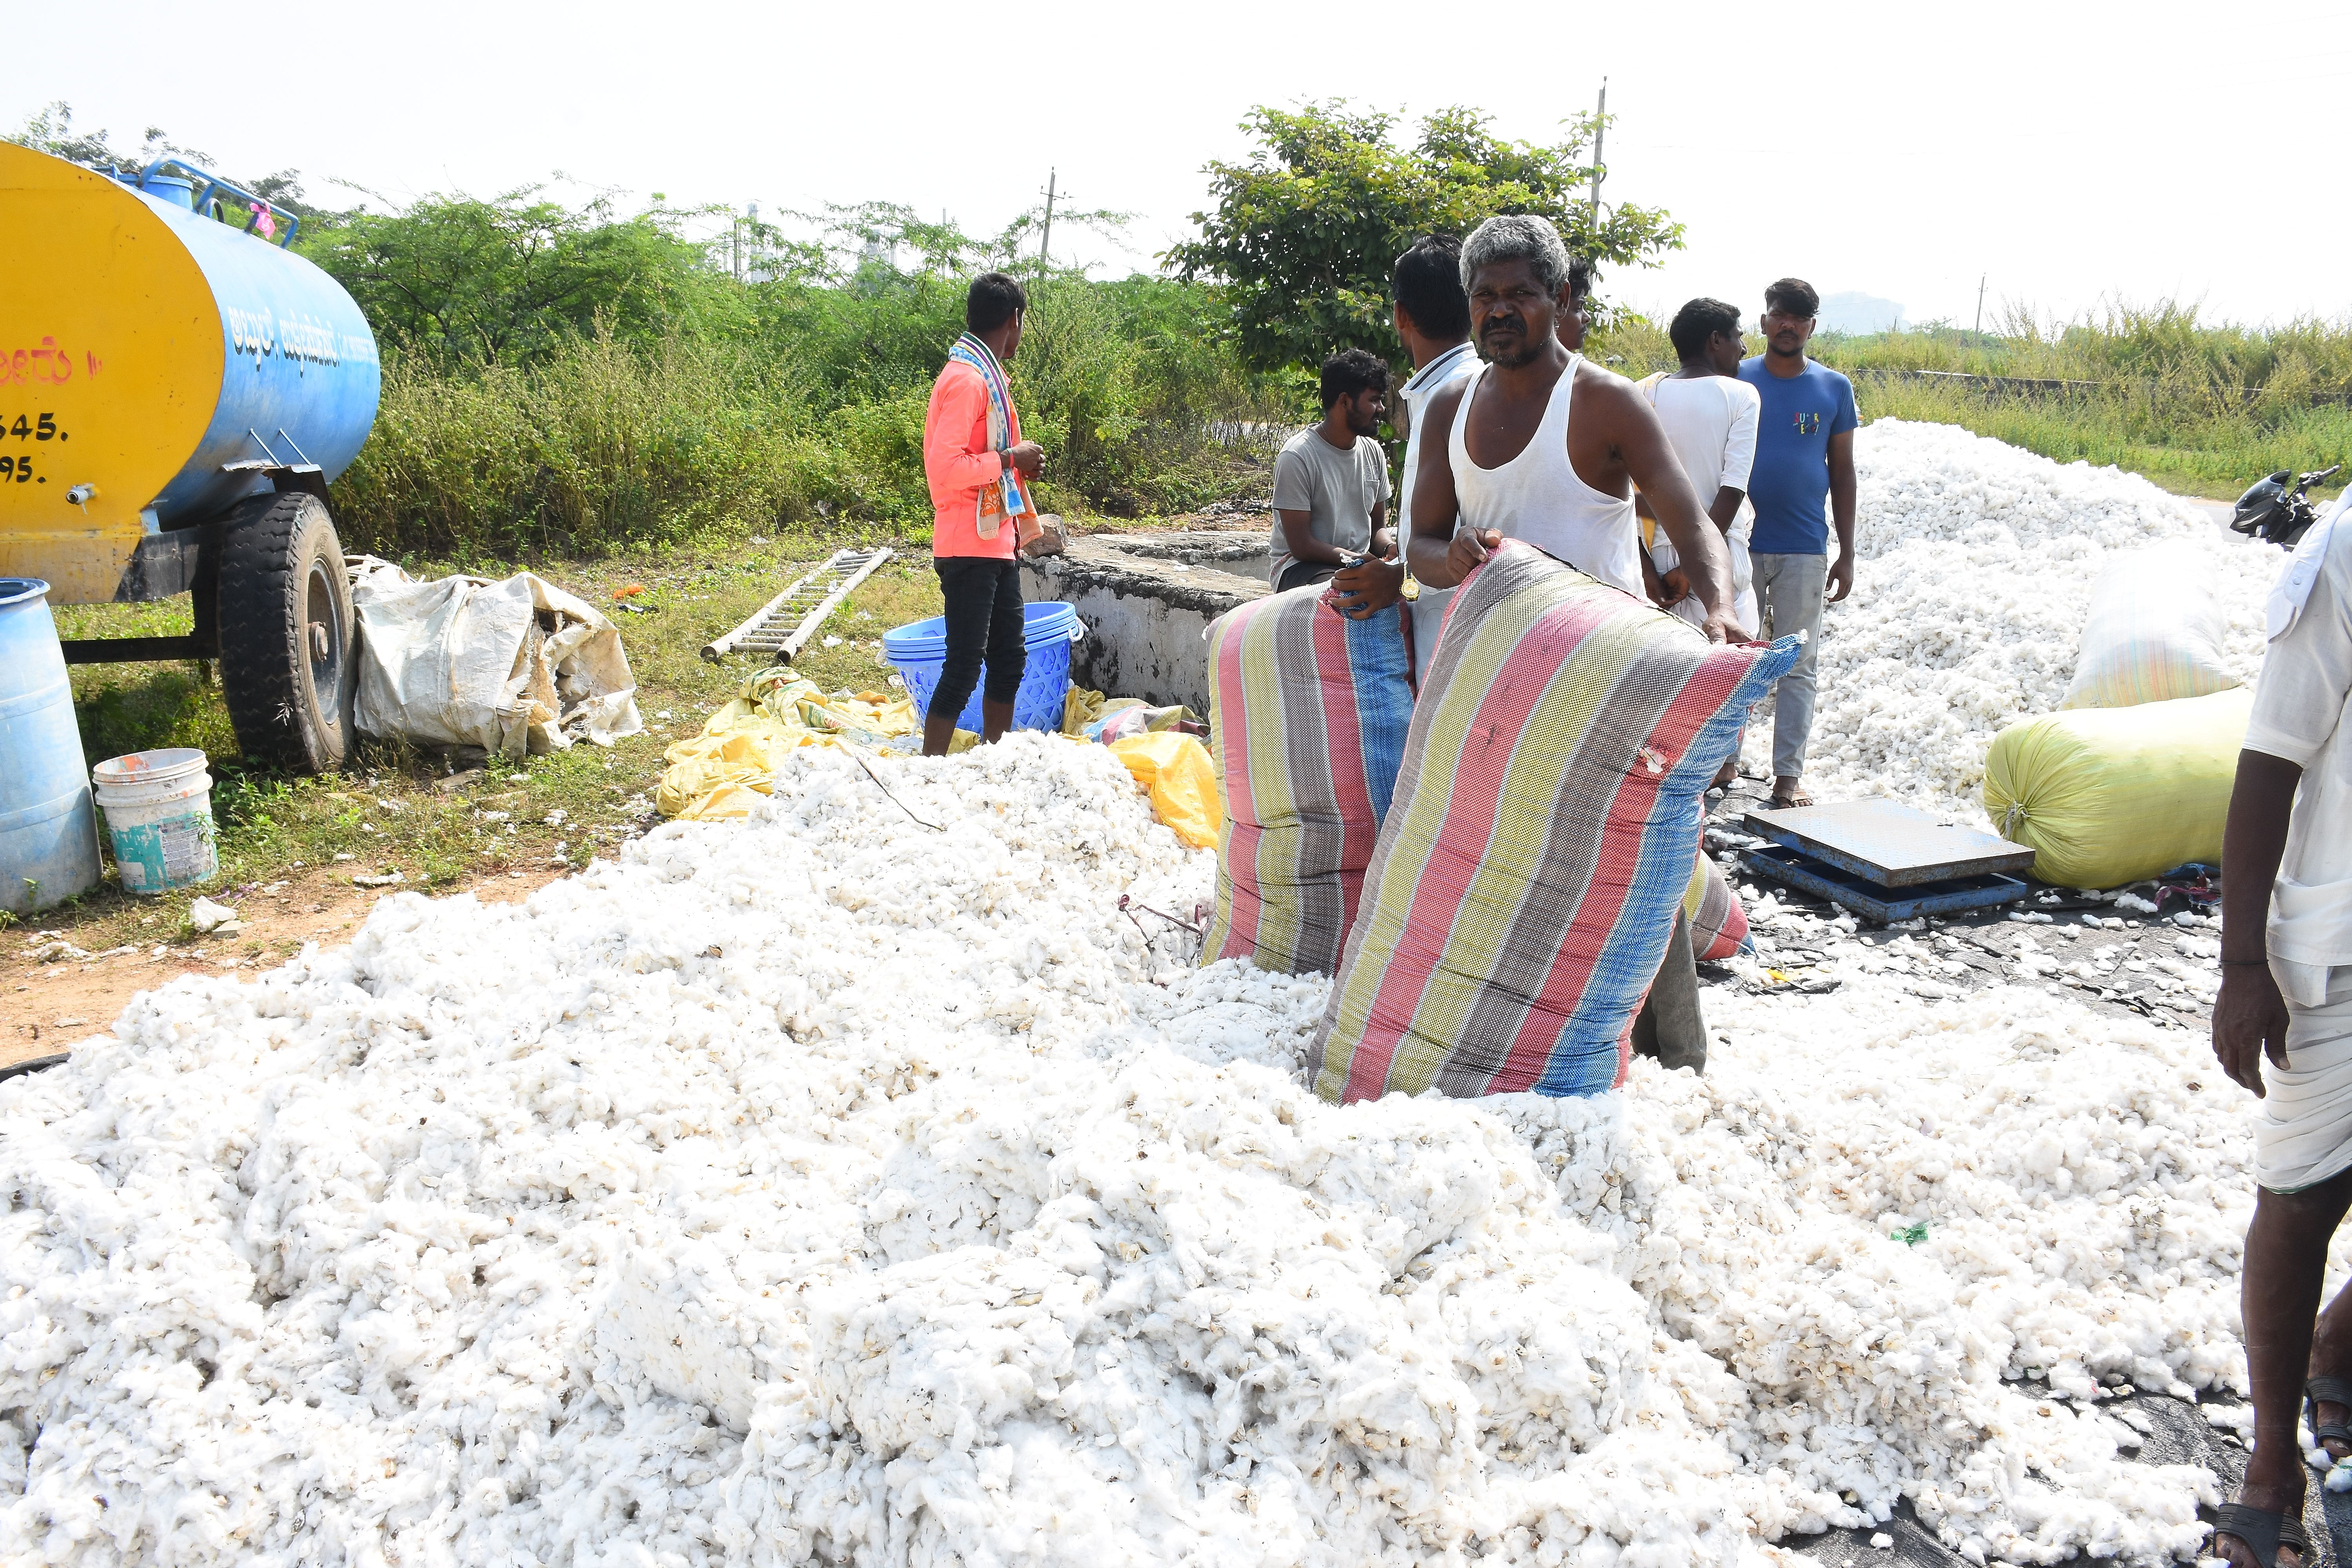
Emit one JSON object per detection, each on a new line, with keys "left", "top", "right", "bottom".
{"left": 93, "top": 748, "right": 219, "bottom": 894}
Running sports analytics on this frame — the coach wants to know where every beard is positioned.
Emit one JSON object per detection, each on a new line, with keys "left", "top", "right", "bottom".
{"left": 1480, "top": 316, "right": 1546, "bottom": 368}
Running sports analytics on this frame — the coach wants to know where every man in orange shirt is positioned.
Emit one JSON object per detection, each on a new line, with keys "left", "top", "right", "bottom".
{"left": 920, "top": 271, "right": 1045, "bottom": 755}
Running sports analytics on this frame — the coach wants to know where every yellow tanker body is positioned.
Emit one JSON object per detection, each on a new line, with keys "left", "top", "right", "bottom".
{"left": 0, "top": 142, "right": 383, "bottom": 772}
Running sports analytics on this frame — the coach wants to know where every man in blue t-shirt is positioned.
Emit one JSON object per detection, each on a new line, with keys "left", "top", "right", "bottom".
{"left": 1739, "top": 277, "right": 1859, "bottom": 809}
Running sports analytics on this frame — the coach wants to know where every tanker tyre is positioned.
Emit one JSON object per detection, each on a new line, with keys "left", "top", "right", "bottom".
{"left": 216, "top": 491, "right": 357, "bottom": 775}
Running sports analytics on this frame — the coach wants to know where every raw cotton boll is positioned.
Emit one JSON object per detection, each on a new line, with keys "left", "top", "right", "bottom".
{"left": 1746, "top": 421, "right": 2278, "bottom": 814}
{"left": 0, "top": 730, "right": 2327, "bottom": 1566}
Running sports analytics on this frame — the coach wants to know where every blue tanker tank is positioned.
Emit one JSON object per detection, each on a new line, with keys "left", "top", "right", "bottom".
{"left": 0, "top": 143, "right": 383, "bottom": 775}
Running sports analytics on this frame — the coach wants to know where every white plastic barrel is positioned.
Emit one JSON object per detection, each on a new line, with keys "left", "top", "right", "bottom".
{"left": 93, "top": 748, "right": 219, "bottom": 893}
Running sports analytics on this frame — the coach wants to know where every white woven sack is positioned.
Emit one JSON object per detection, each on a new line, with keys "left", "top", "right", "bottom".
{"left": 2059, "top": 544, "right": 2240, "bottom": 709}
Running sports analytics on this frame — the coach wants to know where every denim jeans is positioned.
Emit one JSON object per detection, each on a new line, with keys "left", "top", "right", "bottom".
{"left": 1751, "top": 551, "right": 1829, "bottom": 778}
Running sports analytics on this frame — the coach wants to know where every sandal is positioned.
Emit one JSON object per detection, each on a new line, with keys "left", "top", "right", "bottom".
{"left": 2307, "top": 1376, "right": 2352, "bottom": 1461}
{"left": 2214, "top": 1503, "right": 2310, "bottom": 1568}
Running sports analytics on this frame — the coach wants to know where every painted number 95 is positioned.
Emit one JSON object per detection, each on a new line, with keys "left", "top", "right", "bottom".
{"left": 0, "top": 456, "right": 40, "bottom": 483}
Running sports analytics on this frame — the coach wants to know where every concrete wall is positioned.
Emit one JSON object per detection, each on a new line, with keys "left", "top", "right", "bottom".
{"left": 1020, "top": 532, "right": 1271, "bottom": 717}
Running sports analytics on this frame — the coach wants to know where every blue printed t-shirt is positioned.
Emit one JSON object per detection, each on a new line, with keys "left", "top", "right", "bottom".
{"left": 1739, "top": 356, "right": 1859, "bottom": 555}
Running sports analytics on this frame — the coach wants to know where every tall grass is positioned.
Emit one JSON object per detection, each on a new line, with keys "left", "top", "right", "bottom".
{"left": 330, "top": 273, "right": 1287, "bottom": 559}
{"left": 1589, "top": 301, "right": 2352, "bottom": 497}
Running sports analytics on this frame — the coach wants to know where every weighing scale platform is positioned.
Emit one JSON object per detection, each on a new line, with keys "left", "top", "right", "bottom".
{"left": 1738, "top": 799, "right": 2038, "bottom": 921}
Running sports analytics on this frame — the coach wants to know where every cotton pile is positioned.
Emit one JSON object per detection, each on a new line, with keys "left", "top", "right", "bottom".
{"left": 1761, "top": 420, "right": 2279, "bottom": 812}
{"left": 0, "top": 735, "right": 2321, "bottom": 1568}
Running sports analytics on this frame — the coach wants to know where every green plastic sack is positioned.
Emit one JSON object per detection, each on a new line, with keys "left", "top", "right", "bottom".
{"left": 1981, "top": 687, "right": 2253, "bottom": 889}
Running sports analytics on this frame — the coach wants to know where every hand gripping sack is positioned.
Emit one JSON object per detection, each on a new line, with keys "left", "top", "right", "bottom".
{"left": 2059, "top": 544, "right": 2242, "bottom": 710}
{"left": 1308, "top": 542, "right": 1799, "bottom": 1102}
{"left": 1203, "top": 586, "right": 1415, "bottom": 975}
{"left": 1982, "top": 686, "right": 2252, "bottom": 889}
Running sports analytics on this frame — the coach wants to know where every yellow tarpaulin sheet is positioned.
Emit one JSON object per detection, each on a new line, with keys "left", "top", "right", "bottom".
{"left": 660, "top": 675, "right": 1217, "bottom": 847}
{"left": 1107, "top": 731, "right": 1221, "bottom": 850}
{"left": 657, "top": 668, "right": 923, "bottom": 819}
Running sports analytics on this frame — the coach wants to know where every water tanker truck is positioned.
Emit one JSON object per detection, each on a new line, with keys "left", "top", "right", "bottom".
{"left": 0, "top": 140, "right": 380, "bottom": 774}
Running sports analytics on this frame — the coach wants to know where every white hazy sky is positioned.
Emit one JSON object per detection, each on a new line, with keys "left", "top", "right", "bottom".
{"left": 14, "top": 0, "right": 2351, "bottom": 329}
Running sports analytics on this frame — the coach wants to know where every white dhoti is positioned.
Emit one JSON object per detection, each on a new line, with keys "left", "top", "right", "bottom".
{"left": 2256, "top": 962, "right": 2352, "bottom": 1192}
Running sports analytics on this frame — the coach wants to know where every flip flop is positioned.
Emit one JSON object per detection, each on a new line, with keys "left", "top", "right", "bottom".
{"left": 2213, "top": 1503, "right": 2310, "bottom": 1568}
{"left": 1769, "top": 790, "right": 1814, "bottom": 810}
{"left": 2307, "top": 1376, "right": 2352, "bottom": 1461}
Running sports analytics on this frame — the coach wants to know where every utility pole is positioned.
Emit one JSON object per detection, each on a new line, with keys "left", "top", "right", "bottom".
{"left": 1040, "top": 169, "right": 1057, "bottom": 267}
{"left": 1590, "top": 79, "right": 1607, "bottom": 228}
{"left": 1973, "top": 273, "right": 1986, "bottom": 341}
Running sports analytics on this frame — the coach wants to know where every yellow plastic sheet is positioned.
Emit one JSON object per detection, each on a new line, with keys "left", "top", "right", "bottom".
{"left": 658, "top": 667, "right": 921, "bottom": 819}
{"left": 1108, "top": 731, "right": 1222, "bottom": 850}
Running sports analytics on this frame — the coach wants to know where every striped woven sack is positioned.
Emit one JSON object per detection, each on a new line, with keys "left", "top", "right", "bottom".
{"left": 1308, "top": 542, "right": 1800, "bottom": 1102}
{"left": 1683, "top": 851, "right": 1749, "bottom": 962}
{"left": 1203, "top": 585, "right": 1415, "bottom": 975}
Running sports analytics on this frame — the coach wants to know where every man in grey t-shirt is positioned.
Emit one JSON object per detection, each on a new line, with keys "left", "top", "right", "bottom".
{"left": 1270, "top": 349, "right": 1393, "bottom": 591}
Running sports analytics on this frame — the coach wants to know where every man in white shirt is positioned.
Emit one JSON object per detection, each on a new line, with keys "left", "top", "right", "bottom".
{"left": 1331, "top": 234, "right": 1479, "bottom": 676}
{"left": 1637, "top": 298, "right": 1761, "bottom": 641}
{"left": 2210, "top": 501, "right": 2352, "bottom": 1568}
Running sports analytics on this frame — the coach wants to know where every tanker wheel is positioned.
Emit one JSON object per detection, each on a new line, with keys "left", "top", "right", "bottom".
{"left": 215, "top": 490, "right": 357, "bottom": 775}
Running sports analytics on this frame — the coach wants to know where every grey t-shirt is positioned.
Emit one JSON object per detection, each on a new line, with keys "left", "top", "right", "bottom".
{"left": 1269, "top": 426, "right": 1390, "bottom": 585}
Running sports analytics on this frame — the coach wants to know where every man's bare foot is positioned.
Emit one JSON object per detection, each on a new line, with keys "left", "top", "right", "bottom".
{"left": 1769, "top": 776, "right": 1813, "bottom": 809}
{"left": 1712, "top": 758, "right": 1738, "bottom": 789}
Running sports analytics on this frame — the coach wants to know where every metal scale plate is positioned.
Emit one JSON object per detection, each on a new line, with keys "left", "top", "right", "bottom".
{"left": 1739, "top": 799, "right": 2037, "bottom": 921}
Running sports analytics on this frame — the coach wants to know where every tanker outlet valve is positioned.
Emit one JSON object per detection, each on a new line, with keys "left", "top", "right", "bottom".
{"left": 66, "top": 483, "right": 96, "bottom": 515}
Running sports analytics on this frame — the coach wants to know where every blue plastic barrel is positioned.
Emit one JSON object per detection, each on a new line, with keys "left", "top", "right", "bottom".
{"left": 0, "top": 579, "right": 102, "bottom": 913}
{"left": 883, "top": 601, "right": 1082, "bottom": 734}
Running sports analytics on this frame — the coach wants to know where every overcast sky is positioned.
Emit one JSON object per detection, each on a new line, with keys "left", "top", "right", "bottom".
{"left": 15, "top": 0, "right": 2350, "bottom": 330}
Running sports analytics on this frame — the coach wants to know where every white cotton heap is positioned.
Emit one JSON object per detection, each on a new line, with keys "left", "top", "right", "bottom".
{"left": 0, "top": 696, "right": 2319, "bottom": 1565}
{"left": 1759, "top": 420, "right": 2278, "bottom": 812}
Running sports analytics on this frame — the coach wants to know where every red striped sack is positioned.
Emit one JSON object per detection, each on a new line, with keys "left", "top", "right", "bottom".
{"left": 1683, "top": 851, "right": 1749, "bottom": 962}
{"left": 1307, "top": 542, "right": 1798, "bottom": 1102}
{"left": 1203, "top": 586, "right": 1415, "bottom": 975}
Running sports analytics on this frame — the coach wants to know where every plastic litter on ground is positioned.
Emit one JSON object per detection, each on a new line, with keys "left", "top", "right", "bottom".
{"left": 1764, "top": 420, "right": 2278, "bottom": 813}
{"left": 2, "top": 728, "right": 2329, "bottom": 1567}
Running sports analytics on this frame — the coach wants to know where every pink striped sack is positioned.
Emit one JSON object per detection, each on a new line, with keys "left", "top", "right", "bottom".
{"left": 1308, "top": 542, "right": 1798, "bottom": 1103}
{"left": 1684, "top": 851, "right": 1750, "bottom": 962}
{"left": 1203, "top": 585, "right": 1415, "bottom": 975}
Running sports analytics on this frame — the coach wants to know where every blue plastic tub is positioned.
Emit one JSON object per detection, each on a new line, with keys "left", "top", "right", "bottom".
{"left": 884, "top": 601, "right": 1082, "bottom": 734}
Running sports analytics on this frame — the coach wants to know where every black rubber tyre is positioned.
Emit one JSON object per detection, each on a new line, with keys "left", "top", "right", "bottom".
{"left": 216, "top": 490, "right": 356, "bottom": 774}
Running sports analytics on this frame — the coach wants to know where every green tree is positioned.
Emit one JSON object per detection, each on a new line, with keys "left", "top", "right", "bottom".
{"left": 1167, "top": 101, "right": 1683, "bottom": 372}
{"left": 301, "top": 189, "right": 733, "bottom": 364}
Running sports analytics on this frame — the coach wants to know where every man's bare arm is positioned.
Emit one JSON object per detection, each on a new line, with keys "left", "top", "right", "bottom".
{"left": 1708, "top": 486, "right": 1745, "bottom": 532}
{"left": 1596, "top": 377, "right": 1731, "bottom": 641}
{"left": 2214, "top": 750, "right": 2302, "bottom": 1096}
{"left": 1826, "top": 429, "right": 1857, "bottom": 603}
{"left": 1406, "top": 383, "right": 1495, "bottom": 587}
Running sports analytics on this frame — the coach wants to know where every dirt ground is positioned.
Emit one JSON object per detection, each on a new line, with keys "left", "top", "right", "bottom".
{"left": 4, "top": 861, "right": 570, "bottom": 1073}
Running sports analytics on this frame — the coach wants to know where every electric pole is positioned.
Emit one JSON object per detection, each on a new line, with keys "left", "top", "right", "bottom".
{"left": 1590, "top": 78, "right": 1607, "bottom": 229}
{"left": 1973, "top": 273, "right": 1986, "bottom": 341}
{"left": 1040, "top": 169, "right": 1057, "bottom": 267}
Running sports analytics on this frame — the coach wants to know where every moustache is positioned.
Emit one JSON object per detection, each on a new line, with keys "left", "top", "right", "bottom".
{"left": 1479, "top": 316, "right": 1528, "bottom": 339}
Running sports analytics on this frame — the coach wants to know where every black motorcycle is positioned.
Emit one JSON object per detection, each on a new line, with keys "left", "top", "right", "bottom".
{"left": 2232, "top": 463, "right": 2341, "bottom": 550}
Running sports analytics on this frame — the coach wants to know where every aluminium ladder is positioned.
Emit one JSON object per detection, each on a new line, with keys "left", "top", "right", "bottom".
{"left": 701, "top": 547, "right": 894, "bottom": 664}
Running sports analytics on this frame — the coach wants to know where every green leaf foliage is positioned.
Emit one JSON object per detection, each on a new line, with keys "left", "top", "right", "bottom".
{"left": 299, "top": 190, "right": 741, "bottom": 364}
{"left": 1167, "top": 102, "right": 1684, "bottom": 372}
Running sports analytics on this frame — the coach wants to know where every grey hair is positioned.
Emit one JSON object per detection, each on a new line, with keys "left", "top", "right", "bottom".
{"left": 1460, "top": 214, "right": 1572, "bottom": 296}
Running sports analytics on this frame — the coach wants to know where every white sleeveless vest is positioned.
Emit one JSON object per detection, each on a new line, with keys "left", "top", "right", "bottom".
{"left": 1448, "top": 354, "right": 1642, "bottom": 598}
